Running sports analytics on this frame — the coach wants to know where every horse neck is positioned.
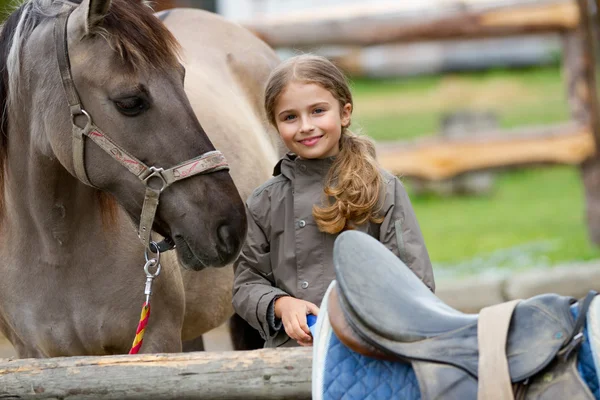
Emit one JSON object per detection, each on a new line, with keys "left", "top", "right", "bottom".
{"left": 2, "top": 121, "right": 112, "bottom": 263}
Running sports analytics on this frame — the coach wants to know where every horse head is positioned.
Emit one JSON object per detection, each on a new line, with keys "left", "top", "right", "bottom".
{"left": 2, "top": 0, "right": 247, "bottom": 270}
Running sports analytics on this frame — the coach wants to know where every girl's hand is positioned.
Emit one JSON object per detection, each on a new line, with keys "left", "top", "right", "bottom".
{"left": 274, "top": 296, "right": 320, "bottom": 346}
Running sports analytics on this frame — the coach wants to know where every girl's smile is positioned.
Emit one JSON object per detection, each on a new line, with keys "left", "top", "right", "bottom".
{"left": 298, "top": 135, "right": 323, "bottom": 146}
{"left": 274, "top": 81, "right": 352, "bottom": 159}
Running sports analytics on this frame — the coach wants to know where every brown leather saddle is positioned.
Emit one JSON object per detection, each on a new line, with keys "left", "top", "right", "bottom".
{"left": 327, "top": 230, "right": 596, "bottom": 399}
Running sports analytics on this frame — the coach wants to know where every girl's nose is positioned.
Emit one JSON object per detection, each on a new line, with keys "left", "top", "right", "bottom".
{"left": 300, "top": 117, "right": 315, "bottom": 133}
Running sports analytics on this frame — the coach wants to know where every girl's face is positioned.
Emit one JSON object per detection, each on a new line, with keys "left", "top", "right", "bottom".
{"left": 274, "top": 81, "right": 352, "bottom": 159}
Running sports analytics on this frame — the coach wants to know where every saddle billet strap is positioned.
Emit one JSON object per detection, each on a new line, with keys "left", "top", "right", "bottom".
{"left": 477, "top": 300, "right": 521, "bottom": 400}
{"left": 560, "top": 290, "right": 599, "bottom": 360}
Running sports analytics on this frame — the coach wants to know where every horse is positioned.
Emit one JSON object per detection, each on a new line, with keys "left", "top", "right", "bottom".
{"left": 0, "top": 0, "right": 279, "bottom": 358}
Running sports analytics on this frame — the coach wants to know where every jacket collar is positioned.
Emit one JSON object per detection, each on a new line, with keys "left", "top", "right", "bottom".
{"left": 272, "top": 153, "right": 297, "bottom": 176}
{"left": 273, "top": 153, "right": 335, "bottom": 179}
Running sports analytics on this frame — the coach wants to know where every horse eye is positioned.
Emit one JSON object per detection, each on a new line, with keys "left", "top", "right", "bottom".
{"left": 114, "top": 97, "right": 147, "bottom": 116}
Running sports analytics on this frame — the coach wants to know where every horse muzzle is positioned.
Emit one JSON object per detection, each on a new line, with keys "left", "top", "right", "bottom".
{"left": 173, "top": 216, "right": 246, "bottom": 271}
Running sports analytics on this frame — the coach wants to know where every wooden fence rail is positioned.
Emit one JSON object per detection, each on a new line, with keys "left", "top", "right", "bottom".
{"left": 377, "top": 122, "right": 594, "bottom": 179}
{"left": 243, "top": 0, "right": 579, "bottom": 48}
{"left": 0, "top": 348, "right": 312, "bottom": 400}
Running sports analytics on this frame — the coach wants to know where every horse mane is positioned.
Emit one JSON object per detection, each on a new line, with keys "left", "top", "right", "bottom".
{"left": 0, "top": 5, "right": 26, "bottom": 217}
{"left": 0, "top": 0, "right": 181, "bottom": 222}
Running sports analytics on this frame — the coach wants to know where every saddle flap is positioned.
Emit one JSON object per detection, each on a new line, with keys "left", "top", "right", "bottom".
{"left": 333, "top": 230, "right": 476, "bottom": 343}
{"left": 332, "top": 231, "right": 577, "bottom": 382}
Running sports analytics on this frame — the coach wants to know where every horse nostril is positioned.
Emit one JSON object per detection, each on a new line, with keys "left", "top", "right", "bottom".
{"left": 217, "top": 223, "right": 235, "bottom": 256}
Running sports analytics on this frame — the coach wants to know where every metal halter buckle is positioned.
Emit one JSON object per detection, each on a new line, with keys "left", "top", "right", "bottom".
{"left": 142, "top": 166, "right": 168, "bottom": 193}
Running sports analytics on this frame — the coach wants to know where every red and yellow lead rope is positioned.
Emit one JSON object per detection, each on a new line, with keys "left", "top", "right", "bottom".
{"left": 130, "top": 245, "right": 161, "bottom": 354}
{"left": 129, "top": 302, "right": 151, "bottom": 354}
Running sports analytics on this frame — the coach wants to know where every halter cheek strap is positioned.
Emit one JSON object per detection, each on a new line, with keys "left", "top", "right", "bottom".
{"left": 54, "top": 11, "right": 229, "bottom": 252}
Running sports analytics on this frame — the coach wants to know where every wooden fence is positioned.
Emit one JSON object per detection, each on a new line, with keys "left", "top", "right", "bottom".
{"left": 243, "top": 0, "right": 580, "bottom": 47}
{"left": 0, "top": 348, "right": 312, "bottom": 399}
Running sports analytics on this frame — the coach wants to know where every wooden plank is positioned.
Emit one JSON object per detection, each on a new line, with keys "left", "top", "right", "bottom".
{"left": 243, "top": 0, "right": 579, "bottom": 48}
{"left": 376, "top": 123, "right": 594, "bottom": 180}
{"left": 0, "top": 348, "right": 312, "bottom": 399}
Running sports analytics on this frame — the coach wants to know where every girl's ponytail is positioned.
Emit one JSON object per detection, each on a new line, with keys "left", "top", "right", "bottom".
{"left": 312, "top": 129, "right": 383, "bottom": 234}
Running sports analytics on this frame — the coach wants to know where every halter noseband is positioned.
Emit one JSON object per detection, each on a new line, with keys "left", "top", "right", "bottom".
{"left": 54, "top": 10, "right": 229, "bottom": 252}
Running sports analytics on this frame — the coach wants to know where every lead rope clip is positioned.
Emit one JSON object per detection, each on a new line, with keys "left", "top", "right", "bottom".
{"left": 129, "top": 243, "right": 162, "bottom": 354}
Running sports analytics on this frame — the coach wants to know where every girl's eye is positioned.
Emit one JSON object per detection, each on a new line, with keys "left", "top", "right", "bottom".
{"left": 284, "top": 114, "right": 296, "bottom": 121}
{"left": 114, "top": 97, "right": 147, "bottom": 117}
{"left": 314, "top": 108, "right": 324, "bottom": 114}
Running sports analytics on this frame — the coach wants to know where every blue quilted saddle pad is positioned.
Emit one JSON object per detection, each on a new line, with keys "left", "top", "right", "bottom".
{"left": 312, "top": 283, "right": 600, "bottom": 400}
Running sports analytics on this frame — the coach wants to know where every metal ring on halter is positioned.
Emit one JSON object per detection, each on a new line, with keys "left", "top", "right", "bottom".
{"left": 143, "top": 258, "right": 161, "bottom": 278}
{"left": 144, "top": 241, "right": 161, "bottom": 265}
{"left": 142, "top": 166, "right": 169, "bottom": 193}
{"left": 71, "top": 109, "right": 92, "bottom": 131}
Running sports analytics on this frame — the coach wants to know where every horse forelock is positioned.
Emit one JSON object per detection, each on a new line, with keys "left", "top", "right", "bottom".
{"left": 91, "top": 0, "right": 181, "bottom": 73}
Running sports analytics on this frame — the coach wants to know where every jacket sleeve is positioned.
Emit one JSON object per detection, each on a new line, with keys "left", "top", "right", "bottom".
{"left": 379, "top": 176, "right": 436, "bottom": 292}
{"left": 232, "top": 202, "right": 289, "bottom": 340}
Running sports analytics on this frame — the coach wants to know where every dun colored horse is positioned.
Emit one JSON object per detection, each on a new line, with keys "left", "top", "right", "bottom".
{"left": 0, "top": 0, "right": 279, "bottom": 357}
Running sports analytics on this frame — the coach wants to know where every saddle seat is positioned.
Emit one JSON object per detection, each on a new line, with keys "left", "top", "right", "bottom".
{"left": 328, "top": 231, "right": 577, "bottom": 382}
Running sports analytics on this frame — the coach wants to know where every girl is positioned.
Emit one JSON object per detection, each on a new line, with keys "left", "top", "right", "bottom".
{"left": 232, "top": 54, "right": 434, "bottom": 348}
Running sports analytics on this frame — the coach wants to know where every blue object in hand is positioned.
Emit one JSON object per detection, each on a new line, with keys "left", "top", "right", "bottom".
{"left": 307, "top": 314, "right": 317, "bottom": 337}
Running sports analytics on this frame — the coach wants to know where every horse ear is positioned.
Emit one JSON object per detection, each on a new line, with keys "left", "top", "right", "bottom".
{"left": 70, "top": 0, "right": 112, "bottom": 36}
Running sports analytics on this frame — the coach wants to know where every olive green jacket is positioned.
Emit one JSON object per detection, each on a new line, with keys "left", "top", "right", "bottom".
{"left": 232, "top": 154, "right": 434, "bottom": 347}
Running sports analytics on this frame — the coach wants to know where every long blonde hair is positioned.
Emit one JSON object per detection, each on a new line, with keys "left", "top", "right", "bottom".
{"left": 264, "top": 54, "right": 383, "bottom": 234}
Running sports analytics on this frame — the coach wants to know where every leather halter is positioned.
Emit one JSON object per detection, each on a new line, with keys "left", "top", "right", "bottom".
{"left": 54, "top": 10, "right": 229, "bottom": 252}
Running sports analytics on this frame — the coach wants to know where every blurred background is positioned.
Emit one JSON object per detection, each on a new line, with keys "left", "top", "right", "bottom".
{"left": 142, "top": 0, "right": 600, "bottom": 282}
{"left": 0, "top": 0, "right": 589, "bottom": 280}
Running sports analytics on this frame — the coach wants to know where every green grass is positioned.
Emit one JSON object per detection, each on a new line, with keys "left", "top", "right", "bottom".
{"left": 351, "top": 66, "right": 600, "bottom": 274}
{"left": 355, "top": 112, "right": 440, "bottom": 141}
{"left": 407, "top": 167, "right": 600, "bottom": 276}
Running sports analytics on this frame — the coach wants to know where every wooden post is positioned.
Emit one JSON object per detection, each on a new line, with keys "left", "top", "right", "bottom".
{"left": 571, "top": 0, "right": 600, "bottom": 244}
{"left": 0, "top": 348, "right": 312, "bottom": 399}
{"left": 563, "top": 31, "right": 592, "bottom": 124}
